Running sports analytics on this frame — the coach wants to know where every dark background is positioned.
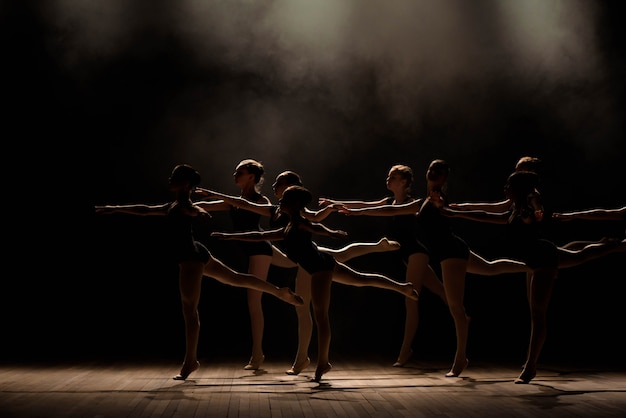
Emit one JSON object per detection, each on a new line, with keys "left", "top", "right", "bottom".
{"left": 3, "top": 1, "right": 624, "bottom": 368}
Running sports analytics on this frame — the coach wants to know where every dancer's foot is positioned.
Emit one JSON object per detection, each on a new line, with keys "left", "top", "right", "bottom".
{"left": 376, "top": 237, "right": 401, "bottom": 252}
{"left": 601, "top": 237, "right": 626, "bottom": 252}
{"left": 286, "top": 357, "right": 310, "bottom": 375}
{"left": 173, "top": 360, "right": 199, "bottom": 380}
{"left": 244, "top": 355, "right": 265, "bottom": 370}
{"left": 401, "top": 285, "right": 419, "bottom": 301}
{"left": 445, "top": 358, "right": 468, "bottom": 377}
{"left": 599, "top": 236, "right": 619, "bottom": 244}
{"left": 393, "top": 349, "right": 413, "bottom": 367}
{"left": 514, "top": 366, "right": 536, "bottom": 384}
{"left": 279, "top": 287, "right": 304, "bottom": 306}
{"left": 313, "top": 362, "right": 332, "bottom": 382}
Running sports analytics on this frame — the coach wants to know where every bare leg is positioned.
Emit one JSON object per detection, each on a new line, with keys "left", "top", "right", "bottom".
{"left": 441, "top": 258, "right": 470, "bottom": 378}
{"left": 271, "top": 245, "right": 298, "bottom": 269}
{"left": 320, "top": 237, "right": 401, "bottom": 263}
{"left": 331, "top": 261, "right": 419, "bottom": 300}
{"left": 467, "top": 251, "right": 531, "bottom": 276}
{"left": 311, "top": 271, "right": 333, "bottom": 382}
{"left": 287, "top": 267, "right": 313, "bottom": 375}
{"left": 422, "top": 265, "right": 447, "bottom": 303}
{"left": 557, "top": 240, "right": 626, "bottom": 269}
{"left": 560, "top": 236, "right": 624, "bottom": 251}
{"left": 516, "top": 268, "right": 557, "bottom": 384}
{"left": 394, "top": 252, "right": 431, "bottom": 367}
{"left": 173, "top": 260, "right": 204, "bottom": 380}
{"left": 203, "top": 255, "right": 303, "bottom": 306}
{"left": 244, "top": 255, "right": 272, "bottom": 370}
{"left": 560, "top": 240, "right": 600, "bottom": 250}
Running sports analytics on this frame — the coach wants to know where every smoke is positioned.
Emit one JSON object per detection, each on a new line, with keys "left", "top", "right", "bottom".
{"left": 37, "top": 0, "right": 623, "bottom": 203}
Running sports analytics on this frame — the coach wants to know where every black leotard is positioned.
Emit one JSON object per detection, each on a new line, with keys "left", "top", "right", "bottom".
{"left": 282, "top": 217, "right": 335, "bottom": 275}
{"left": 269, "top": 205, "right": 288, "bottom": 229}
{"left": 505, "top": 195, "right": 558, "bottom": 270}
{"left": 167, "top": 201, "right": 210, "bottom": 264}
{"left": 417, "top": 195, "right": 469, "bottom": 264}
{"left": 230, "top": 191, "right": 273, "bottom": 257}
{"left": 384, "top": 197, "right": 430, "bottom": 263}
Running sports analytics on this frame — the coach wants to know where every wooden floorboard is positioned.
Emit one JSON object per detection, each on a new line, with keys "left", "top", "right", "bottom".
{"left": 1, "top": 358, "right": 625, "bottom": 417}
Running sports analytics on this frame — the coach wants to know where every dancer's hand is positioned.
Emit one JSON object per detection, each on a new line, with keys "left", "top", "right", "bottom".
{"left": 329, "top": 230, "right": 348, "bottom": 239}
{"left": 193, "top": 187, "right": 214, "bottom": 198}
{"left": 318, "top": 198, "right": 338, "bottom": 207}
{"left": 95, "top": 205, "right": 115, "bottom": 214}
{"left": 337, "top": 205, "right": 356, "bottom": 215}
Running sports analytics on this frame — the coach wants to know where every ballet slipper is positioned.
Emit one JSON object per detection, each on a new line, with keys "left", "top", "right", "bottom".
{"left": 402, "top": 286, "right": 419, "bottom": 301}
{"left": 378, "top": 237, "right": 401, "bottom": 251}
{"left": 445, "top": 358, "right": 468, "bottom": 377}
{"left": 313, "top": 362, "right": 332, "bottom": 382}
{"left": 173, "top": 360, "right": 199, "bottom": 380}
{"left": 244, "top": 355, "right": 265, "bottom": 370}
{"left": 393, "top": 349, "right": 413, "bottom": 367}
{"left": 514, "top": 367, "right": 536, "bottom": 384}
{"left": 445, "top": 317, "right": 471, "bottom": 377}
{"left": 285, "top": 357, "right": 310, "bottom": 375}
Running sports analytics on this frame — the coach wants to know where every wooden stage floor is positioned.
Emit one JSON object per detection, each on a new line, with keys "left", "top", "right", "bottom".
{"left": 1, "top": 357, "right": 625, "bottom": 417}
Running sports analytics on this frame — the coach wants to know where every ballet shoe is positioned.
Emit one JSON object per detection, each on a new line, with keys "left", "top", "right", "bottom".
{"left": 173, "top": 360, "right": 199, "bottom": 380}
{"left": 379, "top": 237, "right": 401, "bottom": 250}
{"left": 445, "top": 358, "right": 468, "bottom": 377}
{"left": 313, "top": 362, "right": 332, "bottom": 382}
{"left": 244, "top": 355, "right": 265, "bottom": 370}
{"left": 393, "top": 349, "right": 413, "bottom": 367}
{"left": 514, "top": 368, "right": 536, "bottom": 384}
{"left": 285, "top": 357, "right": 310, "bottom": 375}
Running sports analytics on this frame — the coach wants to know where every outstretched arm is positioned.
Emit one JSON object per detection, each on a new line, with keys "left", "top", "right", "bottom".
{"left": 448, "top": 199, "right": 512, "bottom": 212}
{"left": 318, "top": 197, "right": 389, "bottom": 209}
{"left": 440, "top": 206, "right": 510, "bottom": 225}
{"left": 95, "top": 202, "right": 170, "bottom": 216}
{"left": 552, "top": 206, "right": 626, "bottom": 222}
{"left": 300, "top": 221, "right": 348, "bottom": 239}
{"left": 193, "top": 188, "right": 270, "bottom": 214}
{"left": 211, "top": 228, "right": 285, "bottom": 242}
{"left": 303, "top": 205, "right": 339, "bottom": 222}
{"left": 338, "top": 200, "right": 420, "bottom": 217}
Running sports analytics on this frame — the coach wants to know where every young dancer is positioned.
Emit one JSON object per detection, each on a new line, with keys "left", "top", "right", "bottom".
{"left": 195, "top": 170, "right": 404, "bottom": 375}
{"left": 322, "top": 162, "right": 530, "bottom": 374}
{"left": 191, "top": 159, "right": 274, "bottom": 370}
{"left": 440, "top": 170, "right": 626, "bottom": 383}
{"left": 95, "top": 164, "right": 303, "bottom": 380}
{"left": 211, "top": 185, "right": 419, "bottom": 382}
{"left": 450, "top": 157, "right": 622, "bottom": 277}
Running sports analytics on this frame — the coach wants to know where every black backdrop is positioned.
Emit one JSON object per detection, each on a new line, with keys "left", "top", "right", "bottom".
{"left": 3, "top": 1, "right": 624, "bottom": 368}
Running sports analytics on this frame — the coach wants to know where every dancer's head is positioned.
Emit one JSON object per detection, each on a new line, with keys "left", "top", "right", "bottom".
{"left": 272, "top": 171, "right": 303, "bottom": 198}
{"left": 504, "top": 171, "right": 540, "bottom": 203}
{"left": 515, "top": 156, "right": 542, "bottom": 173}
{"left": 386, "top": 164, "right": 413, "bottom": 193}
{"left": 279, "top": 185, "right": 312, "bottom": 216}
{"left": 426, "top": 159, "right": 449, "bottom": 191}
{"left": 169, "top": 164, "right": 201, "bottom": 191}
{"left": 234, "top": 159, "right": 265, "bottom": 191}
